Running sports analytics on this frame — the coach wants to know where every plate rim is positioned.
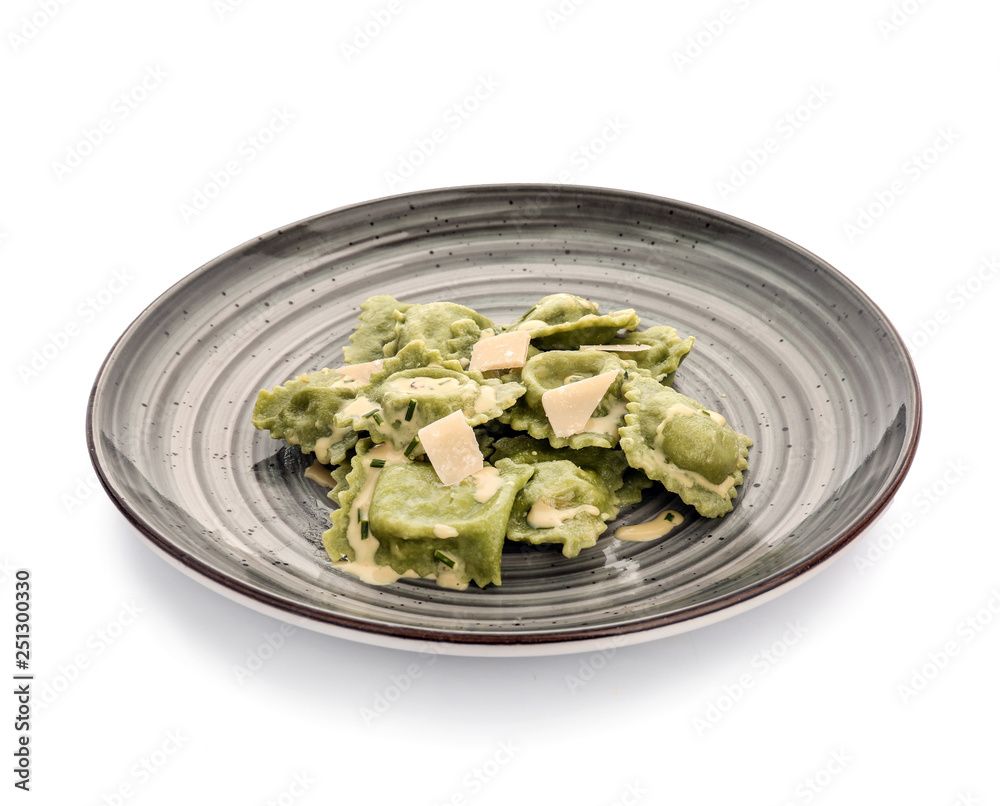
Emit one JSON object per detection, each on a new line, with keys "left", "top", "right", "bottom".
{"left": 86, "top": 182, "right": 923, "bottom": 654}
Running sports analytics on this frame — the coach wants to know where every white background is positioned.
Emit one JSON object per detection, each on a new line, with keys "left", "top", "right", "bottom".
{"left": 3, "top": 0, "right": 998, "bottom": 803}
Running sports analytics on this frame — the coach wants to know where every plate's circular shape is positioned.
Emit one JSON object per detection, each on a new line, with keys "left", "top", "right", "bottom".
{"left": 87, "top": 184, "right": 920, "bottom": 656}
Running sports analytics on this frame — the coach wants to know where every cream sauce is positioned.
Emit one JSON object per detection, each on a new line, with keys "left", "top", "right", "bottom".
{"left": 707, "top": 410, "right": 727, "bottom": 426}
{"left": 647, "top": 453, "right": 737, "bottom": 499}
{"left": 526, "top": 500, "right": 600, "bottom": 529}
{"left": 339, "top": 395, "right": 377, "bottom": 418}
{"left": 584, "top": 398, "right": 628, "bottom": 436}
{"left": 332, "top": 443, "right": 407, "bottom": 584}
{"left": 470, "top": 466, "right": 504, "bottom": 503}
{"left": 304, "top": 461, "right": 336, "bottom": 488}
{"left": 614, "top": 509, "right": 684, "bottom": 542}
{"left": 333, "top": 560, "right": 409, "bottom": 586}
{"left": 335, "top": 559, "right": 468, "bottom": 590}
{"left": 433, "top": 566, "right": 471, "bottom": 591}
{"left": 473, "top": 384, "right": 497, "bottom": 414}
{"left": 516, "top": 319, "right": 549, "bottom": 332}
{"left": 335, "top": 359, "right": 383, "bottom": 384}
{"left": 312, "top": 427, "right": 352, "bottom": 464}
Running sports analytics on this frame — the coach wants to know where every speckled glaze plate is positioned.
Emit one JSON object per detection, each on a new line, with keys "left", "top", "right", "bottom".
{"left": 87, "top": 185, "right": 920, "bottom": 656}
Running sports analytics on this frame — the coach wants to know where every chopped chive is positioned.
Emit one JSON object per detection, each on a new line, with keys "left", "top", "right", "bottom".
{"left": 362, "top": 408, "right": 379, "bottom": 418}
{"left": 434, "top": 550, "right": 456, "bottom": 568}
{"left": 360, "top": 519, "right": 370, "bottom": 540}
{"left": 371, "top": 411, "right": 384, "bottom": 425}
{"left": 370, "top": 458, "right": 386, "bottom": 468}
{"left": 664, "top": 512, "right": 675, "bottom": 521}
{"left": 403, "top": 436, "right": 420, "bottom": 457}
{"left": 357, "top": 508, "right": 365, "bottom": 522}
{"left": 522, "top": 305, "right": 537, "bottom": 320}
{"left": 405, "top": 399, "right": 417, "bottom": 421}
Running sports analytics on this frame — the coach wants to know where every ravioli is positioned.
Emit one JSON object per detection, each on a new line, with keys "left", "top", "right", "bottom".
{"left": 490, "top": 436, "right": 625, "bottom": 556}
{"left": 251, "top": 367, "right": 360, "bottom": 465}
{"left": 508, "top": 293, "right": 640, "bottom": 349}
{"left": 342, "top": 295, "right": 411, "bottom": 364}
{"left": 615, "top": 467, "right": 657, "bottom": 508}
{"left": 507, "top": 461, "right": 617, "bottom": 557}
{"left": 324, "top": 443, "right": 533, "bottom": 589}
{"left": 500, "top": 349, "right": 631, "bottom": 448}
{"left": 388, "top": 301, "right": 495, "bottom": 361}
{"left": 608, "top": 325, "right": 695, "bottom": 386}
{"left": 619, "top": 374, "right": 752, "bottom": 517}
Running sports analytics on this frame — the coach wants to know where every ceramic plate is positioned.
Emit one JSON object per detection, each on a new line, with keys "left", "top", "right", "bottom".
{"left": 87, "top": 184, "right": 921, "bottom": 656}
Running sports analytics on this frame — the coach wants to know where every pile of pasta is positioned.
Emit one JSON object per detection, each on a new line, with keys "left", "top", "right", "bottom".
{"left": 252, "top": 293, "right": 752, "bottom": 590}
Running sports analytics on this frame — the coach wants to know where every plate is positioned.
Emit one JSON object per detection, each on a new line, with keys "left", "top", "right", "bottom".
{"left": 87, "top": 184, "right": 921, "bottom": 656}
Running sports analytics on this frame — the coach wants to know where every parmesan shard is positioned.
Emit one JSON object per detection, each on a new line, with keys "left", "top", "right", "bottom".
{"left": 418, "top": 410, "right": 485, "bottom": 485}
{"left": 469, "top": 330, "right": 532, "bottom": 372}
{"left": 335, "top": 359, "right": 384, "bottom": 384}
{"left": 541, "top": 370, "right": 619, "bottom": 438}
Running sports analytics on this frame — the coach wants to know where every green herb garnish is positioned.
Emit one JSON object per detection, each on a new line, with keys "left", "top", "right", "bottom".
{"left": 362, "top": 408, "right": 385, "bottom": 426}
{"left": 434, "top": 551, "right": 456, "bottom": 568}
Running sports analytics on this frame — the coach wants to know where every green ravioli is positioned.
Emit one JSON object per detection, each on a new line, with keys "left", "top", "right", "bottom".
{"left": 251, "top": 367, "right": 360, "bottom": 465}
{"left": 500, "top": 349, "right": 631, "bottom": 449}
{"left": 507, "top": 293, "right": 640, "bottom": 349}
{"left": 615, "top": 467, "right": 657, "bottom": 508}
{"left": 612, "top": 325, "right": 695, "bottom": 386}
{"left": 490, "top": 436, "right": 637, "bottom": 557}
{"left": 388, "top": 301, "right": 496, "bottom": 361}
{"left": 342, "top": 295, "right": 411, "bottom": 364}
{"left": 325, "top": 445, "right": 533, "bottom": 589}
{"left": 505, "top": 460, "right": 618, "bottom": 558}
{"left": 619, "top": 374, "right": 752, "bottom": 517}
